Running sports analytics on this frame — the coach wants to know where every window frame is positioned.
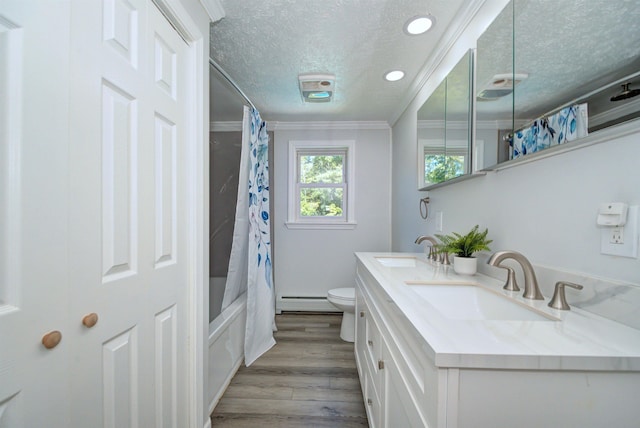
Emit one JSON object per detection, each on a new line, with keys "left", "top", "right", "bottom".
{"left": 287, "top": 140, "right": 356, "bottom": 230}
{"left": 418, "top": 139, "right": 470, "bottom": 187}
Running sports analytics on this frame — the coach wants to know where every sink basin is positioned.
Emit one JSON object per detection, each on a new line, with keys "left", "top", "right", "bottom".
{"left": 407, "top": 282, "right": 557, "bottom": 321}
{"left": 375, "top": 256, "right": 418, "bottom": 268}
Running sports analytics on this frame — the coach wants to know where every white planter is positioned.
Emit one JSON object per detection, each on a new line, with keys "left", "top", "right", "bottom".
{"left": 453, "top": 256, "right": 477, "bottom": 275}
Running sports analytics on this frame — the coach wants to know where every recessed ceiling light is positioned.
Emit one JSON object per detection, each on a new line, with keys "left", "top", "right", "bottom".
{"left": 384, "top": 70, "right": 405, "bottom": 82}
{"left": 404, "top": 14, "right": 436, "bottom": 35}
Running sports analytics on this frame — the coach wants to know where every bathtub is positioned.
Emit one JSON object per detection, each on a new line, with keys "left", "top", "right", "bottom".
{"left": 209, "top": 276, "right": 226, "bottom": 322}
{"left": 207, "top": 278, "right": 246, "bottom": 414}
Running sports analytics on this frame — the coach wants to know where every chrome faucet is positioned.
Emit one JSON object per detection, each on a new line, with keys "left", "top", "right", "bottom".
{"left": 415, "top": 235, "right": 438, "bottom": 262}
{"left": 487, "top": 250, "right": 544, "bottom": 300}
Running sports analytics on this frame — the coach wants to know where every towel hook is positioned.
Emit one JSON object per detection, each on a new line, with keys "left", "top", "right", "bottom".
{"left": 419, "top": 197, "right": 430, "bottom": 219}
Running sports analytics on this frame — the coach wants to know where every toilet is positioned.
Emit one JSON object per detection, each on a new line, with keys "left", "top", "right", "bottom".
{"left": 327, "top": 287, "right": 356, "bottom": 342}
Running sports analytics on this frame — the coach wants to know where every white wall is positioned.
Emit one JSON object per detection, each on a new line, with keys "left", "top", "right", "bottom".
{"left": 392, "top": 0, "right": 511, "bottom": 252}
{"left": 392, "top": 111, "right": 425, "bottom": 250}
{"left": 422, "top": 134, "right": 640, "bottom": 284}
{"left": 273, "top": 126, "right": 392, "bottom": 306}
{"left": 391, "top": 0, "right": 640, "bottom": 287}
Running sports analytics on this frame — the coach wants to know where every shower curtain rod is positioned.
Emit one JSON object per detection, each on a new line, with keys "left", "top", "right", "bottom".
{"left": 209, "top": 58, "right": 257, "bottom": 111}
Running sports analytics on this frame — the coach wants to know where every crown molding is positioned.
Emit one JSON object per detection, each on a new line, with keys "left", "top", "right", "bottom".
{"left": 268, "top": 121, "right": 390, "bottom": 131}
{"left": 210, "top": 120, "right": 390, "bottom": 132}
{"left": 210, "top": 121, "right": 242, "bottom": 132}
{"left": 198, "top": 0, "right": 225, "bottom": 23}
{"left": 389, "top": 0, "right": 488, "bottom": 127}
{"left": 476, "top": 119, "right": 513, "bottom": 130}
{"left": 418, "top": 120, "right": 470, "bottom": 130}
{"left": 590, "top": 97, "right": 640, "bottom": 129}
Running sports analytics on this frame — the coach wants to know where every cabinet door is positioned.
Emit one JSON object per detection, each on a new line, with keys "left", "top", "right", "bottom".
{"left": 355, "top": 284, "right": 367, "bottom": 379}
{"left": 356, "top": 282, "right": 385, "bottom": 427}
{"left": 382, "top": 340, "right": 429, "bottom": 427}
{"left": 364, "top": 374, "right": 382, "bottom": 428}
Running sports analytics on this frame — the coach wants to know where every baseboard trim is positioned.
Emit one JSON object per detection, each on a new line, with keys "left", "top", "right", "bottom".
{"left": 208, "top": 357, "right": 244, "bottom": 416}
{"left": 276, "top": 296, "right": 340, "bottom": 312}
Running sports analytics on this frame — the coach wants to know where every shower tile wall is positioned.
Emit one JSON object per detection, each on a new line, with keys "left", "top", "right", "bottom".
{"left": 210, "top": 131, "right": 242, "bottom": 321}
{"left": 209, "top": 129, "right": 275, "bottom": 322}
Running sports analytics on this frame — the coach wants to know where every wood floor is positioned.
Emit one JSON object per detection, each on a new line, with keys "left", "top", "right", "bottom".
{"left": 211, "top": 313, "right": 369, "bottom": 427}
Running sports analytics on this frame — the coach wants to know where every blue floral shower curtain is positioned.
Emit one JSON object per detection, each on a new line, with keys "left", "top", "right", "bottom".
{"left": 220, "top": 106, "right": 275, "bottom": 365}
{"left": 244, "top": 106, "right": 276, "bottom": 365}
{"left": 511, "top": 103, "right": 588, "bottom": 159}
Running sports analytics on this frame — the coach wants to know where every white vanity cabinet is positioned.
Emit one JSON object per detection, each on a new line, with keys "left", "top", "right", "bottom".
{"left": 354, "top": 284, "right": 382, "bottom": 425}
{"left": 354, "top": 253, "right": 640, "bottom": 428}
{"left": 355, "top": 268, "right": 435, "bottom": 428}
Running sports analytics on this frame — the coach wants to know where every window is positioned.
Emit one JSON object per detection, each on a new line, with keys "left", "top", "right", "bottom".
{"left": 418, "top": 139, "right": 469, "bottom": 186}
{"left": 423, "top": 146, "right": 467, "bottom": 183}
{"left": 298, "top": 151, "right": 345, "bottom": 217}
{"left": 287, "top": 140, "right": 356, "bottom": 229}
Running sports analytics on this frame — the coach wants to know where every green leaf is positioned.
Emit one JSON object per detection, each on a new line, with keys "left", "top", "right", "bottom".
{"left": 434, "top": 225, "right": 492, "bottom": 257}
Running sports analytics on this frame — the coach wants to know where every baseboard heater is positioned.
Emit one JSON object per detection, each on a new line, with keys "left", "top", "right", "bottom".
{"left": 276, "top": 295, "right": 339, "bottom": 313}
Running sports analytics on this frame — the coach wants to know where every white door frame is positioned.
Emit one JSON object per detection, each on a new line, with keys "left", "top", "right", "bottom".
{"left": 149, "top": 1, "right": 208, "bottom": 427}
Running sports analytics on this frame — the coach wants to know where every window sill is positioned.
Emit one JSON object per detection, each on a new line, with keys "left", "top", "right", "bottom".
{"left": 285, "top": 221, "right": 357, "bottom": 230}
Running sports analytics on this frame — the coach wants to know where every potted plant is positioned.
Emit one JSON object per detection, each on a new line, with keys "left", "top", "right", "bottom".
{"left": 435, "top": 225, "right": 492, "bottom": 275}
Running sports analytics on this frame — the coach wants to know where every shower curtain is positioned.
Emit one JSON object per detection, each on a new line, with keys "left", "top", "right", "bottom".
{"left": 221, "top": 105, "right": 276, "bottom": 366}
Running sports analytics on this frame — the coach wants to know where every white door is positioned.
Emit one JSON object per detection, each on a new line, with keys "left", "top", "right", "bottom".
{"left": 0, "top": 1, "right": 72, "bottom": 426}
{"left": 0, "top": 1, "right": 192, "bottom": 426}
{"left": 68, "top": 1, "right": 190, "bottom": 427}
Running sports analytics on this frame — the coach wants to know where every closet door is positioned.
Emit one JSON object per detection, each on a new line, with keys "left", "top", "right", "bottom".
{"left": 68, "top": 1, "right": 191, "bottom": 426}
{"left": 0, "top": 1, "right": 194, "bottom": 426}
{"left": 0, "top": 1, "right": 71, "bottom": 426}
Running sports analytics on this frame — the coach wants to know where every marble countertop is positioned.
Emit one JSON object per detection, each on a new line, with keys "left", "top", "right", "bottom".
{"left": 355, "top": 252, "right": 640, "bottom": 371}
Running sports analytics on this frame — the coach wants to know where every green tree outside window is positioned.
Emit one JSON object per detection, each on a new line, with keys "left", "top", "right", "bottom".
{"left": 299, "top": 154, "right": 344, "bottom": 217}
{"left": 424, "top": 154, "right": 464, "bottom": 184}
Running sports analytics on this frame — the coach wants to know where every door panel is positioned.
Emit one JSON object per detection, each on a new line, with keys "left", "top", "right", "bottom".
{"left": 0, "top": 12, "right": 20, "bottom": 309}
{"left": 0, "top": 1, "right": 70, "bottom": 426}
{"left": 0, "top": 0, "right": 191, "bottom": 426}
{"left": 154, "top": 305, "right": 178, "bottom": 427}
{"left": 103, "top": 327, "right": 139, "bottom": 428}
{"left": 154, "top": 35, "right": 177, "bottom": 99}
{"left": 69, "top": 1, "right": 189, "bottom": 427}
{"left": 103, "top": 0, "right": 139, "bottom": 67}
{"left": 101, "top": 80, "right": 138, "bottom": 281}
{"left": 153, "top": 113, "right": 177, "bottom": 267}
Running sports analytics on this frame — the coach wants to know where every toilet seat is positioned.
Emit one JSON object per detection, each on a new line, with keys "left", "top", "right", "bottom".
{"left": 327, "top": 287, "right": 355, "bottom": 304}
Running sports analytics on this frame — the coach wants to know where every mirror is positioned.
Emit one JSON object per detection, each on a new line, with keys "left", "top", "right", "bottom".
{"left": 477, "top": 0, "right": 640, "bottom": 169}
{"left": 475, "top": 1, "right": 513, "bottom": 167}
{"left": 418, "top": 50, "right": 473, "bottom": 189}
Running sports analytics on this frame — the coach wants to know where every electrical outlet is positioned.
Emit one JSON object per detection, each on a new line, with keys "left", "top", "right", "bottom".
{"left": 610, "top": 228, "right": 624, "bottom": 244}
{"left": 601, "top": 205, "right": 638, "bottom": 258}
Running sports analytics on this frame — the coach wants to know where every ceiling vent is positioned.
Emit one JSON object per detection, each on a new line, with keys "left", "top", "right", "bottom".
{"left": 477, "top": 73, "right": 528, "bottom": 101}
{"left": 299, "top": 74, "right": 335, "bottom": 103}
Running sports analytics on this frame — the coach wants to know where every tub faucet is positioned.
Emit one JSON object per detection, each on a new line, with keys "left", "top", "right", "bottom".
{"left": 415, "top": 235, "right": 438, "bottom": 262}
{"left": 487, "top": 250, "right": 544, "bottom": 300}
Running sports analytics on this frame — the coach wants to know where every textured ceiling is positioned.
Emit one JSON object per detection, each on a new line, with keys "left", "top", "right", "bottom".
{"left": 209, "top": 0, "right": 468, "bottom": 123}
{"left": 476, "top": 0, "right": 640, "bottom": 121}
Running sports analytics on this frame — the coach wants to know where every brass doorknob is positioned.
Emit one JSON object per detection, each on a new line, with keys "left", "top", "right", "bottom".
{"left": 82, "top": 313, "right": 99, "bottom": 328}
{"left": 42, "top": 330, "right": 62, "bottom": 349}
